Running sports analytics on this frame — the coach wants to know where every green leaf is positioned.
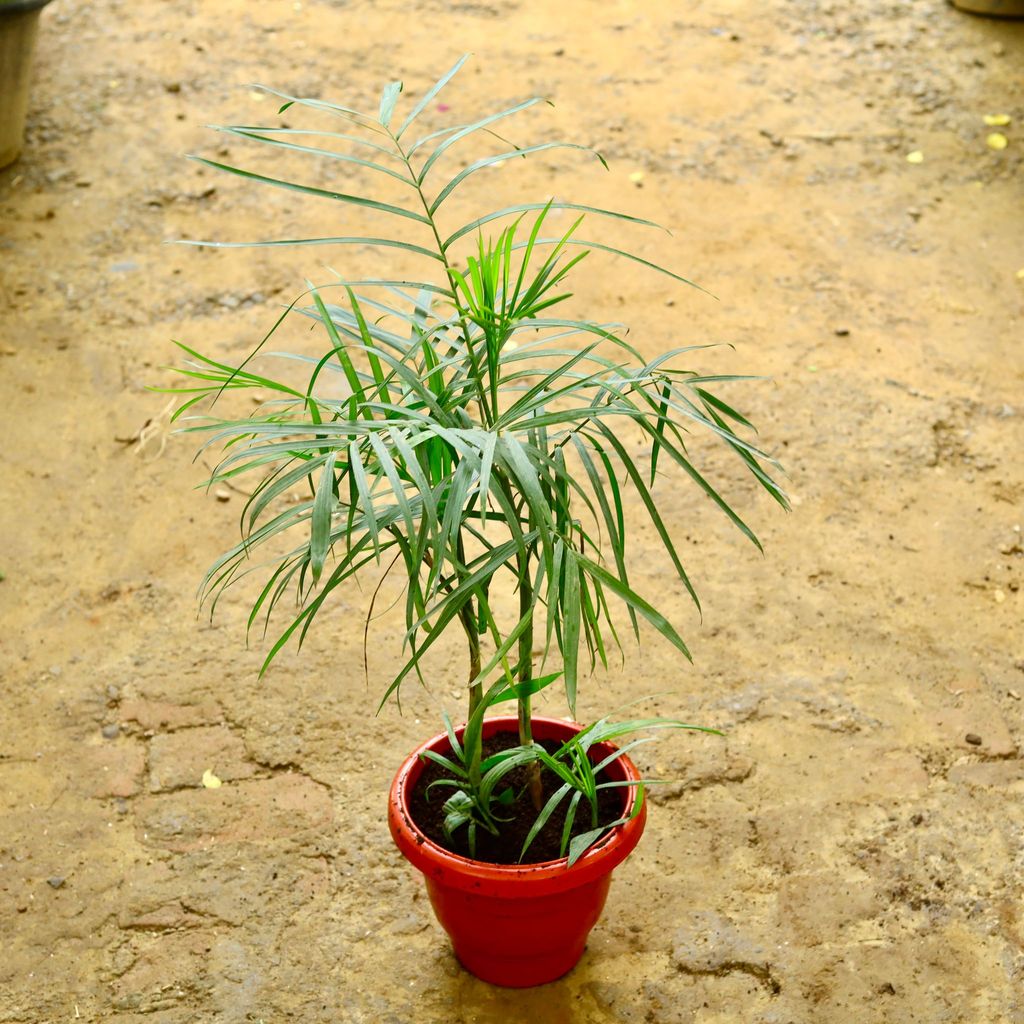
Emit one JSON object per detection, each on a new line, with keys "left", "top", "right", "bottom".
{"left": 479, "top": 748, "right": 542, "bottom": 808}
{"left": 186, "top": 156, "right": 430, "bottom": 225}
{"left": 439, "top": 710, "right": 463, "bottom": 762}
{"left": 413, "top": 97, "right": 546, "bottom": 179}
{"left": 632, "top": 417, "right": 764, "bottom": 552}
{"left": 309, "top": 287, "right": 363, "bottom": 400}
{"left": 213, "top": 124, "right": 399, "bottom": 157}
{"left": 346, "top": 288, "right": 394, "bottom": 407}
{"left": 566, "top": 788, "right": 645, "bottom": 866}
{"left": 476, "top": 430, "right": 497, "bottom": 536}
{"left": 566, "top": 824, "right": 610, "bottom": 867}
{"left": 576, "top": 552, "right": 692, "bottom": 661}
{"left": 510, "top": 236, "right": 708, "bottom": 293}
{"left": 248, "top": 85, "right": 382, "bottom": 132}
{"left": 442, "top": 790, "right": 474, "bottom": 841}
{"left": 208, "top": 126, "right": 415, "bottom": 184}
{"left": 560, "top": 789, "right": 584, "bottom": 857}
{"left": 650, "top": 381, "right": 671, "bottom": 485}
{"left": 309, "top": 453, "right": 338, "bottom": 584}
{"left": 444, "top": 201, "right": 663, "bottom": 250}
{"left": 179, "top": 235, "right": 444, "bottom": 261}
{"left": 496, "top": 435, "right": 554, "bottom": 565}
{"left": 430, "top": 142, "right": 606, "bottom": 214}
{"left": 561, "top": 545, "right": 581, "bottom": 716}
{"left": 396, "top": 53, "right": 470, "bottom": 139}
{"left": 420, "top": 748, "right": 466, "bottom": 777}
{"left": 379, "top": 80, "right": 403, "bottom": 128}
{"left": 591, "top": 422, "right": 700, "bottom": 612}
{"left": 348, "top": 441, "right": 381, "bottom": 559}
{"left": 571, "top": 436, "right": 637, "bottom": 637}
{"left": 519, "top": 782, "right": 571, "bottom": 861}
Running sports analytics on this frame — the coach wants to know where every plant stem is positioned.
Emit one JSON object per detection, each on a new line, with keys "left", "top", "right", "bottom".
{"left": 517, "top": 552, "right": 543, "bottom": 811}
{"left": 389, "top": 131, "right": 493, "bottom": 427}
{"left": 459, "top": 531, "right": 483, "bottom": 717}
{"left": 411, "top": 535, "right": 481, "bottom": 715}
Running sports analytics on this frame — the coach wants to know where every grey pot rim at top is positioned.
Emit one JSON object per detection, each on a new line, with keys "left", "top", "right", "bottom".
{"left": 0, "top": 0, "right": 54, "bottom": 17}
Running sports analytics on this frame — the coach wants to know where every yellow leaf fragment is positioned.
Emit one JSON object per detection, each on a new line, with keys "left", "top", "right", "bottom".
{"left": 983, "top": 114, "right": 1011, "bottom": 127}
{"left": 986, "top": 133, "right": 1008, "bottom": 150}
{"left": 201, "top": 769, "right": 223, "bottom": 789}
{"left": 628, "top": 171, "right": 645, "bottom": 185}
{"left": 906, "top": 150, "right": 924, "bottom": 164}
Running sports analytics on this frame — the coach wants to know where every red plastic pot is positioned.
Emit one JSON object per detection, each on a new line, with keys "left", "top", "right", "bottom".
{"left": 388, "top": 715, "right": 647, "bottom": 987}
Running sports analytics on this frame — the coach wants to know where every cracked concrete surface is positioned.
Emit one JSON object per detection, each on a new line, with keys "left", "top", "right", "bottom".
{"left": 2, "top": 0, "right": 1023, "bottom": 1021}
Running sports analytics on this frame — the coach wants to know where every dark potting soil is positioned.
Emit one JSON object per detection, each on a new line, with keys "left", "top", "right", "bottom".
{"left": 408, "top": 731, "right": 626, "bottom": 865}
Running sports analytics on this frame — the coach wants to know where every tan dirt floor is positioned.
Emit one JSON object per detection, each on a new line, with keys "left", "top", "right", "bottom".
{"left": 2, "top": 1, "right": 1023, "bottom": 1021}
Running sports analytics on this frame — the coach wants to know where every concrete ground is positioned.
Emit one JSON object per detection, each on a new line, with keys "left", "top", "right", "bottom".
{"left": 1, "top": 1, "right": 1022, "bottom": 1021}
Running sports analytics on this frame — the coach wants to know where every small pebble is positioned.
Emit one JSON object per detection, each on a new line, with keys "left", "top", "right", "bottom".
{"left": 834, "top": 327, "right": 850, "bottom": 337}
{"left": 214, "top": 488, "right": 231, "bottom": 502}
{"left": 102, "top": 723, "right": 120, "bottom": 740}
{"left": 965, "top": 733, "right": 982, "bottom": 746}
{"left": 46, "top": 877, "right": 65, "bottom": 889}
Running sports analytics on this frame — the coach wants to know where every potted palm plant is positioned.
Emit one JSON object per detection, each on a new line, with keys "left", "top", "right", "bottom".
{"left": 167, "top": 56, "right": 786, "bottom": 987}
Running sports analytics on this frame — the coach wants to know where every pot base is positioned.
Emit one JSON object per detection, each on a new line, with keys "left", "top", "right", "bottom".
{"left": 454, "top": 941, "right": 585, "bottom": 989}
{"left": 424, "top": 872, "right": 613, "bottom": 987}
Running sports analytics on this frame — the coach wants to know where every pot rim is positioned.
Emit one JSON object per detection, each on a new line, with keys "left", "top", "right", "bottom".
{"left": 388, "top": 714, "right": 647, "bottom": 897}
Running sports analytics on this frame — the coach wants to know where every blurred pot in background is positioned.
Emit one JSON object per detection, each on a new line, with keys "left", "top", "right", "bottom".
{"left": 951, "top": 0, "right": 1024, "bottom": 16}
{"left": 0, "top": 0, "right": 53, "bottom": 169}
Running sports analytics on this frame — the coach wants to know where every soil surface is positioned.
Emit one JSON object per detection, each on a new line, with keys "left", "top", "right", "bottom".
{"left": 2, "top": 1, "right": 1023, "bottom": 1022}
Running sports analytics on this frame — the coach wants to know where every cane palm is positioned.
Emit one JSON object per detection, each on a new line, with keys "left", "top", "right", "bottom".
{"left": 168, "top": 56, "right": 786, "bottom": 778}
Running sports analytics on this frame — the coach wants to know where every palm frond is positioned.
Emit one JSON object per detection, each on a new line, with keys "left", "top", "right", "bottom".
{"left": 171, "top": 56, "right": 784, "bottom": 728}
